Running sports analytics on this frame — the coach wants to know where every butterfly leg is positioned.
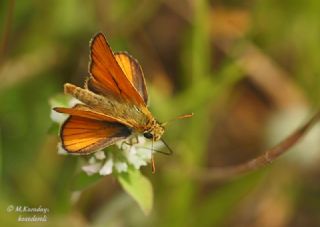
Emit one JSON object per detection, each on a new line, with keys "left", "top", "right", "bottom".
{"left": 120, "top": 135, "right": 140, "bottom": 150}
{"left": 130, "top": 136, "right": 139, "bottom": 145}
{"left": 84, "top": 77, "right": 90, "bottom": 89}
{"left": 151, "top": 156, "right": 156, "bottom": 174}
{"left": 151, "top": 139, "right": 156, "bottom": 174}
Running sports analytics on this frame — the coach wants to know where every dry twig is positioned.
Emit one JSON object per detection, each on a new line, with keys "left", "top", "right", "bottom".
{"left": 193, "top": 111, "right": 320, "bottom": 182}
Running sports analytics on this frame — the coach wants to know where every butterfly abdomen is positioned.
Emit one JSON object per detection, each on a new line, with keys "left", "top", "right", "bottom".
{"left": 64, "top": 83, "right": 144, "bottom": 125}
{"left": 64, "top": 83, "right": 107, "bottom": 107}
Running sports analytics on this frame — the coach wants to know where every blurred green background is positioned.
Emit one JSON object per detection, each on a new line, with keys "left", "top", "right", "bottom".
{"left": 1, "top": 0, "right": 320, "bottom": 226}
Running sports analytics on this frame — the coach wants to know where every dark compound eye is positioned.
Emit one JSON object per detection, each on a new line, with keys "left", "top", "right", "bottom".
{"left": 143, "top": 132, "right": 153, "bottom": 139}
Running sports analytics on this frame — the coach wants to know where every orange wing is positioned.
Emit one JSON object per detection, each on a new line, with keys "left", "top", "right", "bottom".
{"left": 87, "top": 33, "right": 145, "bottom": 106}
{"left": 60, "top": 115, "right": 131, "bottom": 154}
{"left": 114, "top": 52, "right": 148, "bottom": 104}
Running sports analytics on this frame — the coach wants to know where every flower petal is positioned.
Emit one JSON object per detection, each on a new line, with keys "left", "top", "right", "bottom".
{"left": 50, "top": 110, "right": 67, "bottom": 124}
{"left": 136, "top": 147, "right": 152, "bottom": 161}
{"left": 57, "top": 143, "right": 68, "bottom": 155}
{"left": 82, "top": 163, "right": 102, "bottom": 176}
{"left": 68, "top": 98, "right": 82, "bottom": 107}
{"left": 114, "top": 161, "right": 128, "bottom": 173}
{"left": 99, "top": 158, "right": 114, "bottom": 175}
{"left": 95, "top": 150, "right": 106, "bottom": 160}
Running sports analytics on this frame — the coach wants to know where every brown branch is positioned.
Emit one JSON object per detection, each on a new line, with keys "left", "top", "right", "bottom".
{"left": 192, "top": 111, "right": 320, "bottom": 182}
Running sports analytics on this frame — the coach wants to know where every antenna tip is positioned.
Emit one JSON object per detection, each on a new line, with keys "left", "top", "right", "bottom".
{"left": 177, "top": 113, "right": 194, "bottom": 119}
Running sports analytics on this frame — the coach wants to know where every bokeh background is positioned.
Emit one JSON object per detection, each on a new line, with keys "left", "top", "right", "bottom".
{"left": 1, "top": 0, "right": 320, "bottom": 226}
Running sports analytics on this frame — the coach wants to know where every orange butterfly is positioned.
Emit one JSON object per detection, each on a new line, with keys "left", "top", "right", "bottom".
{"left": 54, "top": 33, "right": 192, "bottom": 161}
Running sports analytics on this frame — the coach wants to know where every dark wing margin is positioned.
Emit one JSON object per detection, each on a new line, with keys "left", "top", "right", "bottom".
{"left": 114, "top": 52, "right": 148, "bottom": 104}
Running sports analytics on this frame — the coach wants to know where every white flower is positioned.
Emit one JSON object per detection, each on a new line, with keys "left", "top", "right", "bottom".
{"left": 81, "top": 135, "right": 163, "bottom": 176}
{"left": 125, "top": 145, "right": 151, "bottom": 169}
{"left": 114, "top": 161, "right": 128, "bottom": 173}
{"left": 68, "top": 98, "right": 82, "bottom": 107}
{"left": 94, "top": 150, "right": 106, "bottom": 160}
{"left": 49, "top": 97, "right": 80, "bottom": 124}
{"left": 81, "top": 162, "right": 102, "bottom": 176}
{"left": 57, "top": 142, "right": 68, "bottom": 155}
{"left": 125, "top": 146, "right": 147, "bottom": 169}
{"left": 50, "top": 109, "right": 68, "bottom": 124}
{"left": 99, "top": 156, "right": 114, "bottom": 175}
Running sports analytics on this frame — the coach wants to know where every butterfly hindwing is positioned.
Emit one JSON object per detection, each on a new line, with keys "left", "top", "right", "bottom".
{"left": 114, "top": 52, "right": 148, "bottom": 104}
{"left": 61, "top": 115, "right": 131, "bottom": 154}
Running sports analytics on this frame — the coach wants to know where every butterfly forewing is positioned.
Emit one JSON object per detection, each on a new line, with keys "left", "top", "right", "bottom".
{"left": 54, "top": 104, "right": 133, "bottom": 127}
{"left": 88, "top": 33, "right": 145, "bottom": 107}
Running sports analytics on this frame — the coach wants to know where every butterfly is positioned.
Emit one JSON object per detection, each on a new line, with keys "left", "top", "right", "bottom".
{"left": 54, "top": 32, "right": 192, "bottom": 160}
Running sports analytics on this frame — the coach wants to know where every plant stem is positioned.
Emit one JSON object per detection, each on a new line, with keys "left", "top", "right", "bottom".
{"left": 192, "top": 111, "right": 320, "bottom": 182}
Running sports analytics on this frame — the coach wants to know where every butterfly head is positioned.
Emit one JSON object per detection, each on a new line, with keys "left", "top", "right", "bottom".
{"left": 143, "top": 119, "right": 164, "bottom": 141}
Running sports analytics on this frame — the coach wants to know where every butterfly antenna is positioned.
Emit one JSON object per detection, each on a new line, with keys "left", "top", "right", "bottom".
{"left": 160, "top": 139, "right": 174, "bottom": 155}
{"left": 162, "top": 113, "right": 194, "bottom": 126}
{"left": 149, "top": 113, "right": 192, "bottom": 172}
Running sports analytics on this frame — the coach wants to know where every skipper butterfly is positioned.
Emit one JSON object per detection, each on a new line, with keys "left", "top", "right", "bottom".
{"left": 54, "top": 33, "right": 192, "bottom": 160}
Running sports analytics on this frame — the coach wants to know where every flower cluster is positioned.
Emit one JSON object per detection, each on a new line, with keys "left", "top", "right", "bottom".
{"left": 50, "top": 95, "right": 163, "bottom": 176}
{"left": 80, "top": 136, "right": 162, "bottom": 175}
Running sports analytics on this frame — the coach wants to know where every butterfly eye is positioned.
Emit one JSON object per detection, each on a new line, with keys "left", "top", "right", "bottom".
{"left": 143, "top": 132, "right": 153, "bottom": 139}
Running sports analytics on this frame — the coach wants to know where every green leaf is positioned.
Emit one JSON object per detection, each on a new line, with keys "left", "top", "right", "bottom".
{"left": 117, "top": 168, "right": 153, "bottom": 215}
